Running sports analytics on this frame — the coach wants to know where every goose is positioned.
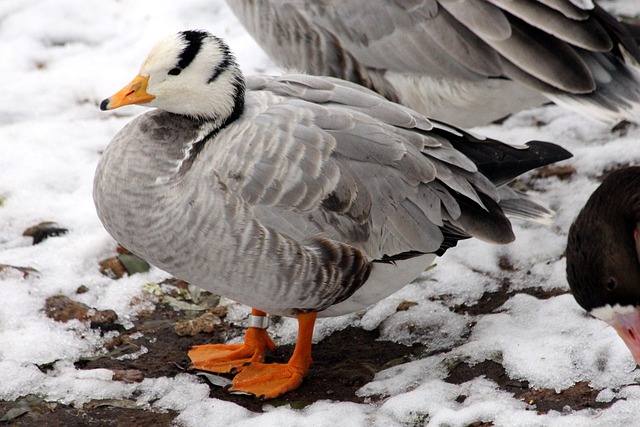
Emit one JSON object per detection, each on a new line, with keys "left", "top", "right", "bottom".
{"left": 567, "top": 167, "right": 640, "bottom": 366}
{"left": 226, "top": 0, "right": 640, "bottom": 127}
{"left": 95, "top": 30, "right": 572, "bottom": 399}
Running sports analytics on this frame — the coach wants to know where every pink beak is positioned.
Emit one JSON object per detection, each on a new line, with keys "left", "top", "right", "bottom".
{"left": 608, "top": 307, "right": 640, "bottom": 365}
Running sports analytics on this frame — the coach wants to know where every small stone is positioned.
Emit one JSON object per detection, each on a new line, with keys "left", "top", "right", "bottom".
{"left": 23, "top": 221, "right": 57, "bottom": 236}
{"left": 104, "top": 334, "right": 135, "bottom": 351}
{"left": 23, "top": 221, "right": 68, "bottom": 245}
{"left": 98, "top": 256, "right": 127, "bottom": 279}
{"left": 396, "top": 301, "right": 418, "bottom": 312}
{"left": 174, "top": 311, "right": 222, "bottom": 336}
{"left": 99, "top": 247, "right": 150, "bottom": 279}
{"left": 174, "top": 279, "right": 191, "bottom": 290}
{"left": 44, "top": 295, "right": 119, "bottom": 329}
{"left": 116, "top": 245, "right": 131, "bottom": 255}
{"left": 76, "top": 285, "right": 90, "bottom": 294}
{"left": 112, "top": 369, "right": 144, "bottom": 383}
{"left": 535, "top": 164, "right": 576, "bottom": 180}
{"left": 104, "top": 335, "right": 124, "bottom": 351}
{"left": 44, "top": 295, "right": 90, "bottom": 322}
{"left": 89, "top": 309, "right": 118, "bottom": 329}
{"left": 208, "top": 305, "right": 228, "bottom": 319}
{"left": 498, "top": 256, "right": 516, "bottom": 272}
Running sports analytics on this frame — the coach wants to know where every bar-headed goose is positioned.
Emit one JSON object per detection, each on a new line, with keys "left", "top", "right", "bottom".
{"left": 96, "top": 30, "right": 571, "bottom": 398}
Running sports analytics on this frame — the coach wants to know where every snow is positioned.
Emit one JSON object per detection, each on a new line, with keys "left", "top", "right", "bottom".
{"left": 1, "top": 0, "right": 640, "bottom": 425}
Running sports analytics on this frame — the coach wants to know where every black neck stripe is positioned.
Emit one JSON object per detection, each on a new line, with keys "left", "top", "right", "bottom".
{"left": 177, "top": 79, "right": 246, "bottom": 176}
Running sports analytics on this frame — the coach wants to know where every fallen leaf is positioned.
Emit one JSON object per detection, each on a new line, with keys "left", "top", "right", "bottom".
{"left": 118, "top": 253, "right": 151, "bottom": 275}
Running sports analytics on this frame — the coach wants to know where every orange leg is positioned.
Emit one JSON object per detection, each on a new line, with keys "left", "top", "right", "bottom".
{"left": 188, "top": 308, "right": 275, "bottom": 374}
{"left": 229, "top": 311, "right": 317, "bottom": 399}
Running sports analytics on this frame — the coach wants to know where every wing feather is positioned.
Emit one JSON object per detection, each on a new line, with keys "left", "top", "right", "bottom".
{"left": 207, "top": 74, "right": 563, "bottom": 260}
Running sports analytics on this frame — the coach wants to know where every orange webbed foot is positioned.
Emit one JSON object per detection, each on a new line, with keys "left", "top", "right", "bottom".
{"left": 229, "top": 311, "right": 317, "bottom": 399}
{"left": 188, "top": 309, "right": 275, "bottom": 374}
{"left": 229, "top": 361, "right": 308, "bottom": 399}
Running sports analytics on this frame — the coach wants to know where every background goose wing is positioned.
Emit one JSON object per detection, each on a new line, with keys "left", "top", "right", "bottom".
{"left": 305, "top": 0, "right": 637, "bottom": 92}
{"left": 227, "top": 0, "right": 640, "bottom": 123}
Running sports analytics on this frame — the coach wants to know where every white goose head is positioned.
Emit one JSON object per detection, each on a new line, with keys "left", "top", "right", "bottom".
{"left": 100, "top": 30, "right": 245, "bottom": 122}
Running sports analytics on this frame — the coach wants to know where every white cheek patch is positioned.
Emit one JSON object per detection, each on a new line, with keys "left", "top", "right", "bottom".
{"left": 141, "top": 35, "right": 185, "bottom": 75}
{"left": 591, "top": 304, "right": 637, "bottom": 323}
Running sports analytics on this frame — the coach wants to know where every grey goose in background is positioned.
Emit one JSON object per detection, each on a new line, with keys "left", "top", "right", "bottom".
{"left": 95, "top": 30, "right": 571, "bottom": 398}
{"left": 226, "top": 0, "right": 640, "bottom": 127}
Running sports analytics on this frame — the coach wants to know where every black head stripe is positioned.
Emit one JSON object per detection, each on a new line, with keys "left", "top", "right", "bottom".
{"left": 207, "top": 36, "right": 234, "bottom": 83}
{"left": 208, "top": 56, "right": 231, "bottom": 83}
{"left": 175, "top": 30, "right": 208, "bottom": 72}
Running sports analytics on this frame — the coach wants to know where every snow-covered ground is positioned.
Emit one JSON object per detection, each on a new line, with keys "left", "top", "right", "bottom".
{"left": 1, "top": 0, "right": 640, "bottom": 425}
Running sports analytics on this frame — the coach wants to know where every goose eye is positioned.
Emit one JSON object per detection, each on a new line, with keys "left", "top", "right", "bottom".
{"left": 605, "top": 278, "right": 618, "bottom": 292}
{"left": 168, "top": 67, "right": 182, "bottom": 76}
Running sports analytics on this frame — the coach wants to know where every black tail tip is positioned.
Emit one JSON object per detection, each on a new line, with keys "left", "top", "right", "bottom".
{"left": 525, "top": 140, "right": 573, "bottom": 163}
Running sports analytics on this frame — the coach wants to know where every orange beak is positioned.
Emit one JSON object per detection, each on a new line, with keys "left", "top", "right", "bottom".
{"left": 100, "top": 75, "right": 155, "bottom": 111}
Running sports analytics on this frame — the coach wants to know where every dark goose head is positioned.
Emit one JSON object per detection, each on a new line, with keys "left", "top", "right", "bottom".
{"left": 566, "top": 166, "right": 640, "bottom": 364}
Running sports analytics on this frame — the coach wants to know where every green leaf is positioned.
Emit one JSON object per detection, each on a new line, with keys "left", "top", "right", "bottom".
{"left": 0, "top": 395, "right": 44, "bottom": 422}
{"left": 118, "top": 254, "right": 151, "bottom": 274}
{"left": 0, "top": 405, "right": 30, "bottom": 422}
